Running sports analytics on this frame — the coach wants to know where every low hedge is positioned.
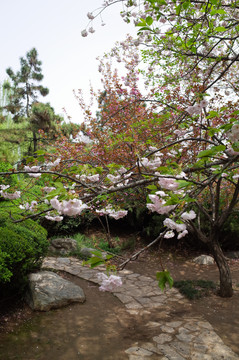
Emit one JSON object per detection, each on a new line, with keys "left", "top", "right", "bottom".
{"left": 0, "top": 211, "right": 49, "bottom": 298}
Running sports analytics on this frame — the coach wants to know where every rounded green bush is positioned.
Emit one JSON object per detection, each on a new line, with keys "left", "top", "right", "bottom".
{"left": 0, "top": 214, "right": 49, "bottom": 298}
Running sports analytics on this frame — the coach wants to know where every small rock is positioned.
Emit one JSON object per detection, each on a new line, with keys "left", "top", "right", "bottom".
{"left": 193, "top": 255, "right": 214, "bottom": 265}
{"left": 79, "top": 247, "right": 108, "bottom": 260}
{"left": 79, "top": 247, "right": 95, "bottom": 259}
{"left": 49, "top": 238, "right": 78, "bottom": 255}
{"left": 26, "top": 271, "right": 85, "bottom": 311}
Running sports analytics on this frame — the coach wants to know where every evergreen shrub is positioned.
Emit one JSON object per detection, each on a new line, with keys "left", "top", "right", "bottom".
{"left": 0, "top": 210, "right": 48, "bottom": 298}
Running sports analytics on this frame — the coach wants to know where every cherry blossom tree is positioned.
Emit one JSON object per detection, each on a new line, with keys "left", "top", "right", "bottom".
{"left": 1, "top": 0, "right": 239, "bottom": 297}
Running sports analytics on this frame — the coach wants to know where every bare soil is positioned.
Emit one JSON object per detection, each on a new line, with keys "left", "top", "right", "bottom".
{"left": 0, "top": 240, "right": 239, "bottom": 360}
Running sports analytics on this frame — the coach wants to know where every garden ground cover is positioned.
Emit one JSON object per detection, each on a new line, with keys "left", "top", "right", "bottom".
{"left": 0, "top": 231, "right": 238, "bottom": 359}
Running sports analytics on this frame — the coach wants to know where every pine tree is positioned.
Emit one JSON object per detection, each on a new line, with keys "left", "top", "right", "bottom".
{"left": 3, "top": 48, "right": 49, "bottom": 153}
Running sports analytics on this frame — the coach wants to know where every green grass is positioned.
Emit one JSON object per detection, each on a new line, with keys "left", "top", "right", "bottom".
{"left": 49, "top": 232, "right": 123, "bottom": 258}
{"left": 174, "top": 280, "right": 217, "bottom": 300}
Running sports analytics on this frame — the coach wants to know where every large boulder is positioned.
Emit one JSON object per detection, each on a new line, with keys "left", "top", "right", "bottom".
{"left": 49, "top": 237, "right": 78, "bottom": 255}
{"left": 26, "top": 271, "right": 85, "bottom": 311}
{"left": 193, "top": 255, "right": 214, "bottom": 265}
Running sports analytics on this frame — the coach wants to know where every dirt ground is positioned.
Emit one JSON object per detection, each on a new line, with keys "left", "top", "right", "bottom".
{"left": 0, "top": 245, "right": 239, "bottom": 360}
{"left": 125, "top": 249, "right": 239, "bottom": 355}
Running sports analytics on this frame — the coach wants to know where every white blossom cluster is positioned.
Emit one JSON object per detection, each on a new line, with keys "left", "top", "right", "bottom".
{"left": 50, "top": 197, "right": 89, "bottom": 217}
{"left": 19, "top": 201, "right": 37, "bottom": 212}
{"left": 186, "top": 100, "right": 208, "bottom": 116}
{"left": 96, "top": 206, "right": 128, "bottom": 220}
{"left": 0, "top": 186, "right": 21, "bottom": 200}
{"left": 228, "top": 123, "right": 239, "bottom": 143}
{"left": 163, "top": 210, "right": 196, "bottom": 239}
{"left": 24, "top": 158, "right": 61, "bottom": 178}
{"left": 97, "top": 272, "right": 122, "bottom": 292}
{"left": 147, "top": 193, "right": 176, "bottom": 214}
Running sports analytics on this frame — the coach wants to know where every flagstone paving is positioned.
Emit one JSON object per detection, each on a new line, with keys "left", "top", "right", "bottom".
{"left": 42, "top": 257, "right": 239, "bottom": 360}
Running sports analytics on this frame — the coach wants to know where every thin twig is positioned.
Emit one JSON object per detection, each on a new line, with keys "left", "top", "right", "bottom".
{"left": 118, "top": 230, "right": 167, "bottom": 270}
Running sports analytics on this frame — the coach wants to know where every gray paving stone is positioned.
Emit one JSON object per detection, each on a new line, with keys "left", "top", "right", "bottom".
{"left": 165, "top": 321, "right": 183, "bottom": 328}
{"left": 160, "top": 325, "right": 175, "bottom": 333}
{"left": 125, "top": 301, "right": 143, "bottom": 309}
{"left": 136, "top": 297, "right": 155, "bottom": 305}
{"left": 171, "top": 340, "right": 191, "bottom": 357}
{"left": 211, "top": 343, "right": 239, "bottom": 358}
{"left": 184, "top": 323, "right": 201, "bottom": 332}
{"left": 146, "top": 321, "right": 161, "bottom": 329}
{"left": 156, "top": 344, "right": 186, "bottom": 360}
{"left": 197, "top": 321, "right": 214, "bottom": 330}
{"left": 125, "top": 346, "right": 153, "bottom": 356}
{"left": 127, "top": 273, "right": 141, "bottom": 279}
{"left": 191, "top": 352, "right": 213, "bottom": 360}
{"left": 147, "top": 302, "right": 165, "bottom": 309}
{"left": 141, "top": 342, "right": 164, "bottom": 355}
{"left": 119, "top": 269, "right": 133, "bottom": 275}
{"left": 150, "top": 295, "right": 167, "bottom": 302}
{"left": 176, "top": 332, "right": 195, "bottom": 342}
{"left": 77, "top": 271, "right": 95, "bottom": 280}
{"left": 138, "top": 275, "right": 154, "bottom": 282}
{"left": 153, "top": 334, "right": 173, "bottom": 345}
{"left": 114, "top": 293, "right": 134, "bottom": 304}
{"left": 56, "top": 257, "right": 71, "bottom": 264}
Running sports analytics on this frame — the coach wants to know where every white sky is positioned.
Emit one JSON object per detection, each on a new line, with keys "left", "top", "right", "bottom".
{"left": 0, "top": 0, "right": 137, "bottom": 123}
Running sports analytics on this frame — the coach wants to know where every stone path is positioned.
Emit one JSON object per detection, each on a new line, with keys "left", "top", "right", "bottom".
{"left": 42, "top": 257, "right": 239, "bottom": 360}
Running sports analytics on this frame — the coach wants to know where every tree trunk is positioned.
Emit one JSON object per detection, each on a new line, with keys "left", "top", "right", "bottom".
{"left": 33, "top": 130, "right": 37, "bottom": 155}
{"left": 210, "top": 239, "right": 233, "bottom": 298}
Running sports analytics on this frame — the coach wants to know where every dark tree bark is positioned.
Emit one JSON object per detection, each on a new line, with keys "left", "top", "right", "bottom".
{"left": 210, "top": 238, "right": 233, "bottom": 298}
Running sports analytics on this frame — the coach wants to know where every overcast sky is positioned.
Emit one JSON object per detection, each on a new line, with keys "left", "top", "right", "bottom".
{"left": 0, "top": 0, "right": 137, "bottom": 123}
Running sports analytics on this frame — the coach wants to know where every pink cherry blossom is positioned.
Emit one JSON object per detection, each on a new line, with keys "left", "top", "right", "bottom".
{"left": 81, "top": 30, "right": 88, "bottom": 37}
{"left": 50, "top": 197, "right": 62, "bottom": 212}
{"left": 164, "top": 230, "right": 175, "bottom": 239}
{"left": 163, "top": 218, "right": 187, "bottom": 233}
{"left": 87, "top": 12, "right": 94, "bottom": 20}
{"left": 0, "top": 185, "right": 10, "bottom": 190}
{"left": 24, "top": 165, "right": 41, "bottom": 177}
{"left": 108, "top": 209, "right": 128, "bottom": 220}
{"left": 147, "top": 194, "right": 176, "bottom": 214}
{"left": 87, "top": 174, "right": 100, "bottom": 182}
{"left": 61, "top": 199, "right": 89, "bottom": 216}
{"left": 45, "top": 215, "right": 64, "bottom": 222}
{"left": 177, "top": 230, "right": 188, "bottom": 239}
{"left": 1, "top": 191, "right": 21, "bottom": 200}
{"left": 107, "top": 174, "right": 121, "bottom": 183}
{"left": 181, "top": 210, "right": 196, "bottom": 221}
{"left": 97, "top": 272, "right": 122, "bottom": 292}
{"left": 19, "top": 200, "right": 38, "bottom": 211}
{"left": 200, "top": 100, "right": 208, "bottom": 108}
{"left": 158, "top": 177, "right": 179, "bottom": 191}
{"left": 139, "top": 157, "right": 162, "bottom": 170}
{"left": 43, "top": 187, "right": 56, "bottom": 193}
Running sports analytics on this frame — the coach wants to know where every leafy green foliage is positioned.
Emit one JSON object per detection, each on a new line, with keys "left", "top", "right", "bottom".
{"left": 0, "top": 161, "right": 18, "bottom": 185}
{"left": 174, "top": 280, "right": 216, "bottom": 300}
{"left": 0, "top": 210, "right": 48, "bottom": 298}
{"left": 156, "top": 270, "right": 174, "bottom": 291}
{"left": 83, "top": 250, "right": 113, "bottom": 268}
